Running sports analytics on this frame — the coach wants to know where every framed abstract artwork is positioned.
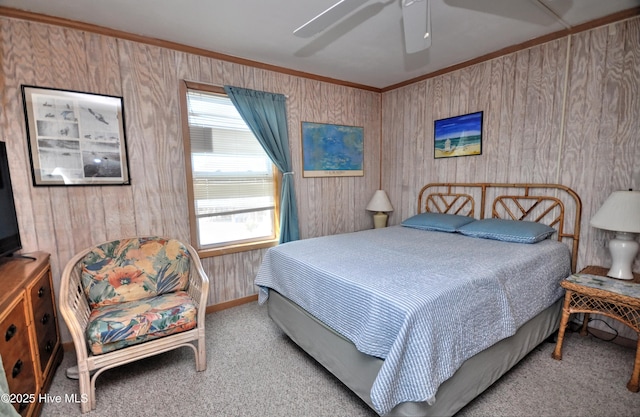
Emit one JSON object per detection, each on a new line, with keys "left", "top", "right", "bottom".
{"left": 301, "top": 121, "right": 364, "bottom": 177}
{"left": 21, "top": 85, "right": 130, "bottom": 186}
{"left": 434, "top": 111, "right": 483, "bottom": 159}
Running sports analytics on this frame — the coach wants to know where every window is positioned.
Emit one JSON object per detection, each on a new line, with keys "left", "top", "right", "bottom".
{"left": 182, "top": 83, "right": 278, "bottom": 254}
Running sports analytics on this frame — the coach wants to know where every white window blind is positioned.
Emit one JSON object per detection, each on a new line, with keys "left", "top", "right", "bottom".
{"left": 186, "top": 89, "right": 276, "bottom": 247}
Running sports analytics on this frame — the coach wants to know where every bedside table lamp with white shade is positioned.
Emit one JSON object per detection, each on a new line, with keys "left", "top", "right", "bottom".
{"left": 590, "top": 190, "right": 640, "bottom": 280}
{"left": 366, "top": 190, "right": 394, "bottom": 228}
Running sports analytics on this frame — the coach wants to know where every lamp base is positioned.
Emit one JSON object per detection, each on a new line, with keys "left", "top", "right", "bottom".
{"left": 607, "top": 232, "right": 639, "bottom": 280}
{"left": 373, "top": 212, "right": 388, "bottom": 229}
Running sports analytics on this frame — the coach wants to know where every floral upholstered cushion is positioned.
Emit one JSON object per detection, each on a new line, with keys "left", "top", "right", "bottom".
{"left": 85, "top": 291, "right": 198, "bottom": 355}
{"left": 81, "top": 237, "right": 191, "bottom": 308}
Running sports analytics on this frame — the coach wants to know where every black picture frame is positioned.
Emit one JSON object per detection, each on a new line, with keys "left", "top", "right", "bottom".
{"left": 434, "top": 111, "right": 483, "bottom": 159}
{"left": 21, "top": 85, "right": 130, "bottom": 186}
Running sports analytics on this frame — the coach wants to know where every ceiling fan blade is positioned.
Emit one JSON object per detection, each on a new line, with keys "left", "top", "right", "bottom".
{"left": 402, "top": 0, "right": 431, "bottom": 53}
{"left": 294, "top": 0, "right": 369, "bottom": 38}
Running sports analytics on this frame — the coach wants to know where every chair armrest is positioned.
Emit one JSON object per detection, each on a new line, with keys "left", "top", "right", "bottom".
{"left": 59, "top": 247, "right": 94, "bottom": 363}
{"left": 184, "top": 242, "right": 210, "bottom": 324}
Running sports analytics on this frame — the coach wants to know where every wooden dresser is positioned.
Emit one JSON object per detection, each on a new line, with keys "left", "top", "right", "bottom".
{"left": 0, "top": 252, "right": 63, "bottom": 417}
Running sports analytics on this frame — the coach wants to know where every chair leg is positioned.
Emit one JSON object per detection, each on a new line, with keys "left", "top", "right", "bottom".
{"left": 78, "top": 368, "right": 93, "bottom": 413}
{"left": 197, "top": 336, "right": 207, "bottom": 371}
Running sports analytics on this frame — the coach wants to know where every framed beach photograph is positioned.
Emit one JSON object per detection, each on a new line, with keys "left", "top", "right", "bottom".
{"left": 21, "top": 85, "right": 130, "bottom": 186}
{"left": 434, "top": 111, "right": 483, "bottom": 159}
{"left": 301, "top": 121, "right": 364, "bottom": 177}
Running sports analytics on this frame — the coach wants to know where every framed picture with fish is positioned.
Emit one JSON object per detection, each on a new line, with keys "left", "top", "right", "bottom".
{"left": 21, "top": 85, "right": 130, "bottom": 186}
{"left": 301, "top": 121, "right": 364, "bottom": 177}
{"left": 434, "top": 111, "right": 483, "bottom": 159}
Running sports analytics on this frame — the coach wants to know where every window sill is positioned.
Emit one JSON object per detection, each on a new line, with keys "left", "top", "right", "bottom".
{"left": 197, "top": 238, "right": 279, "bottom": 258}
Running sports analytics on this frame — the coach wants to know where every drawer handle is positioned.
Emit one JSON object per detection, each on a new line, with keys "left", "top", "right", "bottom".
{"left": 12, "top": 359, "right": 22, "bottom": 378}
{"left": 38, "top": 286, "right": 46, "bottom": 297}
{"left": 5, "top": 324, "right": 16, "bottom": 341}
{"left": 41, "top": 313, "right": 50, "bottom": 325}
{"left": 45, "top": 340, "right": 54, "bottom": 353}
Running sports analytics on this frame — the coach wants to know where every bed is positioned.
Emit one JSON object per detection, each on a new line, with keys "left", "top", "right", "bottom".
{"left": 255, "top": 183, "right": 582, "bottom": 416}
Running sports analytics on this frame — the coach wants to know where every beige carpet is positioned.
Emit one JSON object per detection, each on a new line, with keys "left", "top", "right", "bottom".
{"left": 41, "top": 302, "right": 639, "bottom": 417}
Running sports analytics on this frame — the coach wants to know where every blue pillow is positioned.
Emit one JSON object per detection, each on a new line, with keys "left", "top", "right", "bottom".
{"left": 457, "top": 218, "right": 556, "bottom": 244}
{"left": 401, "top": 212, "right": 476, "bottom": 232}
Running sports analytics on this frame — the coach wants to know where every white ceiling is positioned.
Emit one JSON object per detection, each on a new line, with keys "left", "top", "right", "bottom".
{"left": 1, "top": 0, "right": 638, "bottom": 89}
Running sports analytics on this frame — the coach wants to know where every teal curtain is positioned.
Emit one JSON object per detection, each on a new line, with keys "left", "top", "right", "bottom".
{"left": 224, "top": 85, "right": 299, "bottom": 243}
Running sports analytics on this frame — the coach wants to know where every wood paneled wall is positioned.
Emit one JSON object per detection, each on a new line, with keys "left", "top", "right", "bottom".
{"left": 382, "top": 16, "right": 639, "bottom": 271}
{"left": 381, "top": 17, "right": 640, "bottom": 337}
{"left": 0, "top": 16, "right": 380, "bottom": 342}
{"left": 1, "top": 12, "right": 638, "bottom": 343}
{"left": 381, "top": 38, "right": 572, "bottom": 220}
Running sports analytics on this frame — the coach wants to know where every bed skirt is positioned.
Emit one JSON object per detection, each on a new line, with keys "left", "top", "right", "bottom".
{"left": 267, "top": 290, "right": 562, "bottom": 417}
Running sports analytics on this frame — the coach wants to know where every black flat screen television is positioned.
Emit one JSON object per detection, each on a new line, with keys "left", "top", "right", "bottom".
{"left": 0, "top": 141, "right": 22, "bottom": 258}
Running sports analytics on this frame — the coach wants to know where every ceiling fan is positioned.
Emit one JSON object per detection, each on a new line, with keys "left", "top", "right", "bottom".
{"left": 293, "top": 0, "right": 432, "bottom": 54}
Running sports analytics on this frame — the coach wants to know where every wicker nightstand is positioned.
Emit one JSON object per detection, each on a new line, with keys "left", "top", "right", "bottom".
{"left": 552, "top": 265, "right": 640, "bottom": 392}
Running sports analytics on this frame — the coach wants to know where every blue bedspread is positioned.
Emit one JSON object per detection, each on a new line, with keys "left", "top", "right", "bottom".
{"left": 255, "top": 226, "right": 570, "bottom": 415}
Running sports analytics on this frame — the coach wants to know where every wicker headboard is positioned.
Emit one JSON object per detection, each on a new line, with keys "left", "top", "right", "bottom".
{"left": 417, "top": 183, "right": 582, "bottom": 272}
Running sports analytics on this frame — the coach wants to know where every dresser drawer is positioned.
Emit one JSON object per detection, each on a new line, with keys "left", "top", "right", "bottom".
{"left": 1, "top": 298, "right": 37, "bottom": 417}
{"left": 0, "top": 253, "right": 60, "bottom": 417}
{"left": 29, "top": 271, "right": 59, "bottom": 374}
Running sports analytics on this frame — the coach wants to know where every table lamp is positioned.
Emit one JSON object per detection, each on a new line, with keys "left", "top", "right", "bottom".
{"left": 589, "top": 190, "right": 640, "bottom": 280}
{"left": 366, "top": 190, "right": 394, "bottom": 229}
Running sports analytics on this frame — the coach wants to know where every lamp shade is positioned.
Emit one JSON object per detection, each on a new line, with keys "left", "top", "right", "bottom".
{"left": 590, "top": 190, "right": 640, "bottom": 233}
{"left": 366, "top": 190, "right": 394, "bottom": 213}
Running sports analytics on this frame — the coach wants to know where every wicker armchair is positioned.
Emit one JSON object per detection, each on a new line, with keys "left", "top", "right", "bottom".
{"left": 59, "top": 237, "right": 209, "bottom": 413}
